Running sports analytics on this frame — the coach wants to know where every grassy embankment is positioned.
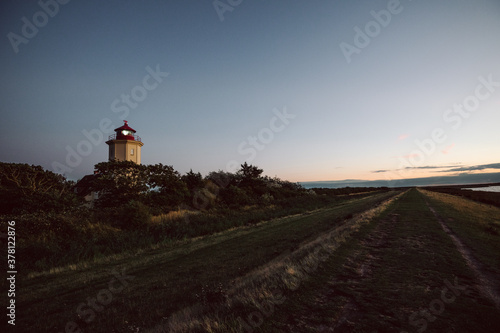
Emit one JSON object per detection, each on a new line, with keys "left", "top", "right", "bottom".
{"left": 12, "top": 191, "right": 398, "bottom": 332}
{"left": 257, "top": 189, "right": 500, "bottom": 332}
{"left": 4, "top": 191, "right": 380, "bottom": 275}
{"left": 423, "top": 185, "right": 500, "bottom": 208}
{"left": 420, "top": 189, "right": 500, "bottom": 276}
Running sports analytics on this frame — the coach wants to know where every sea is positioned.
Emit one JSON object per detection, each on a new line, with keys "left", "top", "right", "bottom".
{"left": 462, "top": 186, "right": 500, "bottom": 193}
{"left": 300, "top": 173, "right": 500, "bottom": 189}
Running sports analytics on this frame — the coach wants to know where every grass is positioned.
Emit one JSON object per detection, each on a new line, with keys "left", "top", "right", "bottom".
{"left": 11, "top": 188, "right": 500, "bottom": 332}
{"left": 150, "top": 209, "right": 200, "bottom": 224}
{"left": 13, "top": 191, "right": 398, "bottom": 332}
{"left": 2, "top": 193, "right": 350, "bottom": 275}
{"left": 258, "top": 189, "right": 500, "bottom": 332}
{"left": 159, "top": 190, "right": 403, "bottom": 332}
{"left": 420, "top": 189, "right": 500, "bottom": 275}
{"left": 424, "top": 185, "right": 500, "bottom": 207}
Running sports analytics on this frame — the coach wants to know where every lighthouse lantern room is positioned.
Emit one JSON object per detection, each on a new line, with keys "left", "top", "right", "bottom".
{"left": 106, "top": 120, "right": 144, "bottom": 164}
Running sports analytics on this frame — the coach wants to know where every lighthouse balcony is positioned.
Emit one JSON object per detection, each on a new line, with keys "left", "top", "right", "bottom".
{"left": 108, "top": 133, "right": 142, "bottom": 142}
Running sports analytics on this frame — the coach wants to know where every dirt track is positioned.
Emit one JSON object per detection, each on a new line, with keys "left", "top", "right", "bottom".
{"left": 426, "top": 200, "right": 500, "bottom": 309}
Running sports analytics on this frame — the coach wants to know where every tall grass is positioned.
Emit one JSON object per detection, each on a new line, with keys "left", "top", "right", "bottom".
{"left": 424, "top": 186, "right": 500, "bottom": 208}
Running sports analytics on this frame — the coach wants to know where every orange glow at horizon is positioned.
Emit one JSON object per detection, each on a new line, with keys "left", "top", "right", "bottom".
{"left": 286, "top": 168, "right": 500, "bottom": 183}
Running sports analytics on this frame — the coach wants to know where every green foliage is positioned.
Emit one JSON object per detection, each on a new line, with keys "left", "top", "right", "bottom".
{"left": 2, "top": 161, "right": 347, "bottom": 274}
{"left": 205, "top": 170, "right": 237, "bottom": 188}
{"left": 219, "top": 185, "right": 254, "bottom": 207}
{"left": 200, "top": 164, "right": 309, "bottom": 208}
{"left": 181, "top": 169, "right": 205, "bottom": 205}
{"left": 98, "top": 200, "right": 151, "bottom": 229}
{"left": 0, "top": 162, "right": 78, "bottom": 214}
{"left": 237, "top": 162, "right": 263, "bottom": 183}
{"left": 90, "top": 161, "right": 188, "bottom": 210}
{"left": 120, "top": 200, "right": 152, "bottom": 229}
{"left": 87, "top": 161, "right": 309, "bottom": 211}
{"left": 236, "top": 162, "right": 266, "bottom": 195}
{"left": 91, "top": 160, "right": 148, "bottom": 207}
{"left": 181, "top": 169, "right": 205, "bottom": 192}
{"left": 144, "top": 163, "right": 188, "bottom": 209}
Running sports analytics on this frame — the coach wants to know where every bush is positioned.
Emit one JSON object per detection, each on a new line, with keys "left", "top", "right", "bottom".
{"left": 219, "top": 185, "right": 254, "bottom": 207}
{"left": 97, "top": 200, "right": 151, "bottom": 229}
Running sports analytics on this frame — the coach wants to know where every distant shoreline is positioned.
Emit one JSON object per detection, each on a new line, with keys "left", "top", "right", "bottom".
{"left": 300, "top": 172, "right": 500, "bottom": 189}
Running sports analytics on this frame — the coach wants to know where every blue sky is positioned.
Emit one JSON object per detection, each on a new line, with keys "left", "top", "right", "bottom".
{"left": 1, "top": 0, "right": 499, "bottom": 182}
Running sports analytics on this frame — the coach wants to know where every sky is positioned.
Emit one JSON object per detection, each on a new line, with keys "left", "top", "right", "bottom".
{"left": 1, "top": 0, "right": 500, "bottom": 183}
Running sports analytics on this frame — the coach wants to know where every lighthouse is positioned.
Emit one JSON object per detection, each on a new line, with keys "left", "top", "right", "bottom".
{"left": 106, "top": 120, "right": 144, "bottom": 164}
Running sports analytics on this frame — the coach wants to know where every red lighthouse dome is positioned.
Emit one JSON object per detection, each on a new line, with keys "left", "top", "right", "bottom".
{"left": 113, "top": 120, "right": 141, "bottom": 141}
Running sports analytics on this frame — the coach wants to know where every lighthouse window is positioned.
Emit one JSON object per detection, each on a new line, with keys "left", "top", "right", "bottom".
{"left": 131, "top": 148, "right": 134, "bottom": 155}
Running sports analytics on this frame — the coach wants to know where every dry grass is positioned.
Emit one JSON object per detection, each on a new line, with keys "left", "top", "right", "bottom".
{"left": 419, "top": 189, "right": 500, "bottom": 226}
{"left": 419, "top": 188, "right": 500, "bottom": 274}
{"left": 148, "top": 191, "right": 405, "bottom": 332}
{"left": 150, "top": 209, "right": 200, "bottom": 224}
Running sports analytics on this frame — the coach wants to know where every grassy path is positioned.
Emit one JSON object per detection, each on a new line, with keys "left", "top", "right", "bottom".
{"left": 14, "top": 191, "right": 397, "bottom": 332}
{"left": 259, "top": 189, "right": 500, "bottom": 332}
{"left": 421, "top": 189, "right": 500, "bottom": 309}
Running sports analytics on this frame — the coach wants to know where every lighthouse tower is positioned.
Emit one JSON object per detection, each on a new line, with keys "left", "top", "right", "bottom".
{"left": 106, "top": 120, "right": 144, "bottom": 164}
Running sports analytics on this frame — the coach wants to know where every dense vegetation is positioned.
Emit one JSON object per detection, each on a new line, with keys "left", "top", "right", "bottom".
{"left": 0, "top": 162, "right": 77, "bottom": 214}
{"left": 0, "top": 161, "right": 387, "bottom": 273}
{"left": 423, "top": 184, "right": 500, "bottom": 208}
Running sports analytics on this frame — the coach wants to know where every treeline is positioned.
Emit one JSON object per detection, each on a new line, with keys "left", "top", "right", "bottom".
{"left": 423, "top": 186, "right": 500, "bottom": 208}
{"left": 313, "top": 187, "right": 389, "bottom": 196}
{"left": 0, "top": 161, "right": 309, "bottom": 215}
{"left": 77, "top": 160, "right": 315, "bottom": 229}
{"left": 88, "top": 160, "right": 310, "bottom": 212}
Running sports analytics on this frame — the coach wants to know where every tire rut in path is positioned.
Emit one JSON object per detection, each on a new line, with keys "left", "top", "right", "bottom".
{"left": 281, "top": 212, "right": 399, "bottom": 333}
{"left": 324, "top": 212, "right": 399, "bottom": 332}
{"left": 425, "top": 200, "right": 500, "bottom": 309}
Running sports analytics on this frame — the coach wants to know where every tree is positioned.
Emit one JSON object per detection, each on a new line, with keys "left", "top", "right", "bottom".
{"left": 262, "top": 176, "right": 306, "bottom": 199}
{"left": 144, "top": 163, "right": 188, "bottom": 209}
{"left": 237, "top": 162, "right": 263, "bottom": 182}
{"left": 181, "top": 169, "right": 205, "bottom": 192}
{"left": 206, "top": 170, "right": 237, "bottom": 189}
{"left": 0, "top": 162, "right": 77, "bottom": 214}
{"left": 90, "top": 161, "right": 188, "bottom": 211}
{"left": 91, "top": 160, "right": 148, "bottom": 208}
{"left": 219, "top": 185, "right": 253, "bottom": 207}
{"left": 236, "top": 163, "right": 266, "bottom": 195}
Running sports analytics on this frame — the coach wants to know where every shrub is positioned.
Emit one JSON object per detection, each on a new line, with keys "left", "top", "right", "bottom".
{"left": 98, "top": 200, "right": 151, "bottom": 229}
{"left": 219, "top": 185, "right": 254, "bottom": 207}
